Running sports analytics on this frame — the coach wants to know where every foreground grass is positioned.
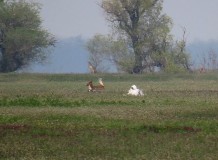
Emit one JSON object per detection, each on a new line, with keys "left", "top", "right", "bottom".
{"left": 0, "top": 73, "right": 218, "bottom": 159}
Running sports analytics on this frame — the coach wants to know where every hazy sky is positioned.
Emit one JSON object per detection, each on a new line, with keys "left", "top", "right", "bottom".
{"left": 35, "top": 0, "right": 218, "bottom": 43}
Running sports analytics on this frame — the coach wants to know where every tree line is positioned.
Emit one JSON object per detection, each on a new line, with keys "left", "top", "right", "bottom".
{"left": 1, "top": 0, "right": 191, "bottom": 74}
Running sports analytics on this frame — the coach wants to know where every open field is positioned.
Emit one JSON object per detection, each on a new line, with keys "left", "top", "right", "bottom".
{"left": 0, "top": 73, "right": 218, "bottom": 160}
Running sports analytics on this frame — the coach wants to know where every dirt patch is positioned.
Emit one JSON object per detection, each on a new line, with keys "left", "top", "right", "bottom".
{"left": 0, "top": 124, "right": 30, "bottom": 135}
{"left": 143, "top": 125, "right": 201, "bottom": 133}
{"left": 0, "top": 124, "right": 30, "bottom": 131}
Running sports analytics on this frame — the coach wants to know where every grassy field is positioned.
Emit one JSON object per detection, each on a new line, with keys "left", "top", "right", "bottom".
{"left": 0, "top": 73, "right": 218, "bottom": 160}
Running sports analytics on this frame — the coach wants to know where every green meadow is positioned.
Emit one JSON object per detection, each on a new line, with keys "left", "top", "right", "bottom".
{"left": 0, "top": 73, "right": 218, "bottom": 160}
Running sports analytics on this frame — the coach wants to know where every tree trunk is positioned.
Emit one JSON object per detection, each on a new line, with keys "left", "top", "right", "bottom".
{"left": 132, "top": 38, "right": 143, "bottom": 74}
{"left": 133, "top": 52, "right": 143, "bottom": 73}
{"left": 0, "top": 49, "right": 18, "bottom": 72}
{"left": 0, "top": 48, "right": 6, "bottom": 72}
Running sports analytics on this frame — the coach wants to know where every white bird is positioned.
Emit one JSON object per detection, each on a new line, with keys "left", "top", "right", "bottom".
{"left": 127, "top": 85, "right": 144, "bottom": 96}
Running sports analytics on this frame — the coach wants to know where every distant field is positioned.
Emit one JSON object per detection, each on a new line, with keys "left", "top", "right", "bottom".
{"left": 0, "top": 73, "right": 218, "bottom": 159}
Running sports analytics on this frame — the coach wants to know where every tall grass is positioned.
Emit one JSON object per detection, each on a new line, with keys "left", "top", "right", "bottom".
{"left": 0, "top": 73, "right": 218, "bottom": 159}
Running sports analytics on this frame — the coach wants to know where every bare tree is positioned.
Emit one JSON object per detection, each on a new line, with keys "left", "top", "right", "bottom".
{"left": 86, "top": 34, "right": 111, "bottom": 73}
{"left": 175, "top": 27, "right": 191, "bottom": 71}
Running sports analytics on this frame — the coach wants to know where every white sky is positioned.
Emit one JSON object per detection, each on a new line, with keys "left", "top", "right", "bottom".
{"left": 35, "top": 0, "right": 218, "bottom": 43}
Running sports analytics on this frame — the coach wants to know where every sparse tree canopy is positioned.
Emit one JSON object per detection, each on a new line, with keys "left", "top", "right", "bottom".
{"left": 91, "top": 0, "right": 191, "bottom": 73}
{"left": 86, "top": 34, "right": 135, "bottom": 73}
{"left": 0, "top": 0, "right": 55, "bottom": 72}
{"left": 86, "top": 34, "right": 111, "bottom": 73}
{"left": 101, "top": 0, "right": 171, "bottom": 73}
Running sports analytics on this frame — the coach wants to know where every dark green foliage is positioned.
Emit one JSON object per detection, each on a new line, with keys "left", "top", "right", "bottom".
{"left": 0, "top": 0, "right": 55, "bottom": 72}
